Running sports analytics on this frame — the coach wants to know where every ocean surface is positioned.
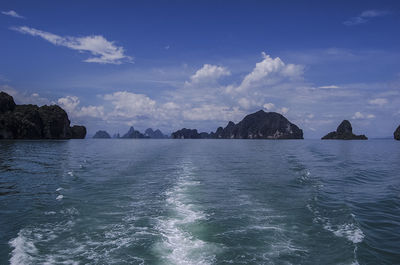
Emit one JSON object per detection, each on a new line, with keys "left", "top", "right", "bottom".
{"left": 0, "top": 139, "right": 399, "bottom": 265}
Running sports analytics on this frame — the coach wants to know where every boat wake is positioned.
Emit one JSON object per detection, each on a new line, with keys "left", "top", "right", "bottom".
{"left": 155, "top": 162, "right": 219, "bottom": 265}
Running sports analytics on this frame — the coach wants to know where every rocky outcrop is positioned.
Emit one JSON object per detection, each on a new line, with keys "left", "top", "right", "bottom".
{"left": 71, "top": 126, "right": 86, "bottom": 139}
{"left": 145, "top": 128, "right": 167, "bottom": 138}
{"left": 214, "top": 110, "right": 303, "bottom": 139}
{"left": 322, "top": 120, "right": 367, "bottom": 140}
{"left": 0, "top": 91, "right": 86, "bottom": 139}
{"left": 93, "top": 130, "right": 111, "bottom": 138}
{"left": 122, "top": 127, "right": 146, "bottom": 138}
{"left": 172, "top": 128, "right": 201, "bottom": 139}
{"left": 38, "top": 105, "right": 73, "bottom": 139}
{"left": 172, "top": 110, "right": 303, "bottom": 140}
{"left": 394, "top": 125, "right": 400, "bottom": 140}
{"left": 0, "top": 92, "right": 16, "bottom": 113}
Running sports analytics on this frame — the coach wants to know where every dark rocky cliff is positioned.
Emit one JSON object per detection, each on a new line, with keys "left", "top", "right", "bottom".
{"left": 321, "top": 120, "right": 367, "bottom": 140}
{"left": 0, "top": 91, "right": 86, "bottom": 139}
{"left": 171, "top": 128, "right": 201, "bottom": 139}
{"left": 172, "top": 110, "right": 303, "bottom": 139}
{"left": 394, "top": 125, "right": 400, "bottom": 140}
{"left": 214, "top": 110, "right": 303, "bottom": 139}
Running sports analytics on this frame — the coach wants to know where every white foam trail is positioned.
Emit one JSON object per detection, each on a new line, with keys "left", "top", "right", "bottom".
{"left": 156, "top": 163, "right": 218, "bottom": 265}
{"left": 9, "top": 230, "right": 38, "bottom": 265}
{"left": 56, "top": 195, "right": 64, "bottom": 200}
{"left": 330, "top": 223, "right": 365, "bottom": 244}
{"left": 56, "top": 187, "right": 63, "bottom": 192}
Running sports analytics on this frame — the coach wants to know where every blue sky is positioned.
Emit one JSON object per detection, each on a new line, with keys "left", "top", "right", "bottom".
{"left": 1, "top": 0, "right": 400, "bottom": 138}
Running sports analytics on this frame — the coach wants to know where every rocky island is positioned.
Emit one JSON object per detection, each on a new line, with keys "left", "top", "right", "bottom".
{"left": 93, "top": 130, "right": 111, "bottom": 138}
{"left": 321, "top": 120, "right": 367, "bottom": 140}
{"left": 394, "top": 125, "right": 400, "bottom": 140}
{"left": 0, "top": 91, "right": 86, "bottom": 139}
{"left": 172, "top": 110, "right": 303, "bottom": 139}
{"left": 144, "top": 128, "right": 168, "bottom": 139}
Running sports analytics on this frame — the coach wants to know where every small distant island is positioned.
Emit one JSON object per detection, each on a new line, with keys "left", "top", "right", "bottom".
{"left": 0, "top": 92, "right": 86, "bottom": 139}
{"left": 93, "top": 130, "right": 111, "bottom": 139}
{"left": 322, "top": 120, "right": 367, "bottom": 140}
{"left": 93, "top": 127, "right": 168, "bottom": 139}
{"left": 3, "top": 90, "right": 400, "bottom": 141}
{"left": 172, "top": 110, "right": 304, "bottom": 139}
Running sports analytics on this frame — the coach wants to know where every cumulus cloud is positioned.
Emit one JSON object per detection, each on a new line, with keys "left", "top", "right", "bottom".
{"left": 344, "top": 10, "right": 389, "bottom": 26}
{"left": 11, "top": 26, "right": 132, "bottom": 64}
{"left": 263, "top": 103, "right": 275, "bottom": 110}
{"left": 187, "top": 64, "right": 230, "bottom": 84}
{"left": 58, "top": 95, "right": 104, "bottom": 118}
{"left": 57, "top": 96, "right": 80, "bottom": 113}
{"left": 369, "top": 98, "right": 387, "bottom": 106}
{"left": 104, "top": 91, "right": 156, "bottom": 118}
{"left": 233, "top": 52, "right": 304, "bottom": 93}
{"left": 1, "top": 10, "right": 24, "bottom": 19}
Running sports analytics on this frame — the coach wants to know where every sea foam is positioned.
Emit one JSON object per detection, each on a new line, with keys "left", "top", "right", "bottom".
{"left": 156, "top": 163, "right": 218, "bottom": 265}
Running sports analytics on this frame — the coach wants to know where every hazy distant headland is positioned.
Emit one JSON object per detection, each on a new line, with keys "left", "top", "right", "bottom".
{"left": 2, "top": 91, "right": 400, "bottom": 140}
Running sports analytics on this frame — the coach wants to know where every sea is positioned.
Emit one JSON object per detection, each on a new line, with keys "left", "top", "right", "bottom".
{"left": 0, "top": 139, "right": 399, "bottom": 265}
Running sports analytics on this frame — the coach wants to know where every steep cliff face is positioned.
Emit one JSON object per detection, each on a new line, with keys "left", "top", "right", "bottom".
{"left": 394, "top": 125, "right": 400, "bottom": 140}
{"left": 214, "top": 110, "right": 303, "bottom": 139}
{"left": 322, "top": 120, "right": 367, "bottom": 140}
{"left": 38, "top": 105, "right": 72, "bottom": 139}
{"left": 71, "top": 126, "right": 87, "bottom": 139}
{"left": 0, "top": 92, "right": 16, "bottom": 113}
{"left": 0, "top": 92, "right": 86, "bottom": 139}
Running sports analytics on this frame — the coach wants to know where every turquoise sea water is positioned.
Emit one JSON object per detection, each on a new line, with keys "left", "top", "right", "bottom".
{"left": 0, "top": 139, "right": 399, "bottom": 265}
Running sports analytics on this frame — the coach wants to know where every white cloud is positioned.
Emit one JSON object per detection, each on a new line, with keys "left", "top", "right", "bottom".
{"left": 263, "top": 103, "right": 275, "bottom": 111}
{"left": 1, "top": 10, "right": 24, "bottom": 19}
{"left": 279, "top": 107, "right": 289, "bottom": 114}
{"left": 361, "top": 10, "right": 389, "bottom": 18}
{"left": 352, "top": 111, "right": 375, "bottom": 120}
{"left": 353, "top": 112, "right": 364, "bottom": 119}
{"left": 104, "top": 91, "right": 156, "bottom": 118}
{"left": 58, "top": 95, "right": 104, "bottom": 118}
{"left": 79, "top": 105, "right": 104, "bottom": 118}
{"left": 344, "top": 10, "right": 389, "bottom": 26}
{"left": 58, "top": 96, "right": 80, "bottom": 113}
{"left": 232, "top": 52, "right": 303, "bottom": 93}
{"left": 318, "top": 85, "right": 340, "bottom": 89}
{"left": 188, "top": 64, "right": 230, "bottom": 84}
{"left": 369, "top": 98, "right": 387, "bottom": 106}
{"left": 11, "top": 26, "right": 132, "bottom": 64}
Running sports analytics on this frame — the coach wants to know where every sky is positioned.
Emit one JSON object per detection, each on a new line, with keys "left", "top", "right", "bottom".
{"left": 1, "top": 0, "right": 400, "bottom": 138}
